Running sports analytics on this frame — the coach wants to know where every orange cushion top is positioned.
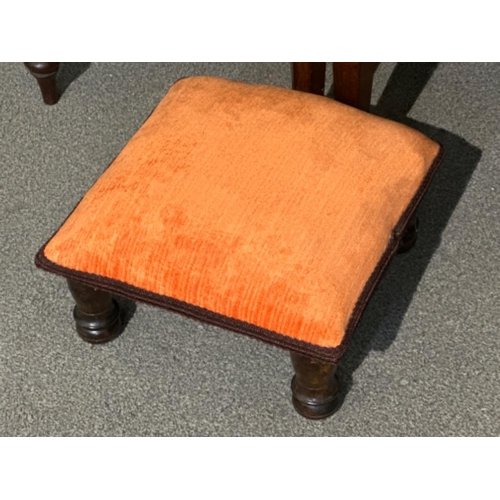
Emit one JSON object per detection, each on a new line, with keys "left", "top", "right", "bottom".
{"left": 36, "top": 76, "right": 443, "bottom": 362}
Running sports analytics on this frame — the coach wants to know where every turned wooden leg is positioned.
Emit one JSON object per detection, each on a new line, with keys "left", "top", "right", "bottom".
{"left": 24, "top": 62, "right": 60, "bottom": 105}
{"left": 67, "top": 279, "right": 121, "bottom": 343}
{"left": 398, "top": 214, "right": 419, "bottom": 254}
{"left": 332, "top": 62, "right": 377, "bottom": 111}
{"left": 290, "top": 352, "right": 339, "bottom": 419}
{"left": 292, "top": 62, "right": 326, "bottom": 95}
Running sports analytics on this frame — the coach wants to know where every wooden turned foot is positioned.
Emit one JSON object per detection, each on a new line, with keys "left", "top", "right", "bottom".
{"left": 290, "top": 352, "right": 339, "bottom": 419}
{"left": 24, "top": 62, "right": 60, "bottom": 105}
{"left": 398, "top": 215, "right": 419, "bottom": 253}
{"left": 67, "top": 279, "right": 121, "bottom": 343}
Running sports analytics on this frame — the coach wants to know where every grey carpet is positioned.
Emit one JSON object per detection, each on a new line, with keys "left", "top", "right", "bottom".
{"left": 1, "top": 62, "right": 499, "bottom": 436}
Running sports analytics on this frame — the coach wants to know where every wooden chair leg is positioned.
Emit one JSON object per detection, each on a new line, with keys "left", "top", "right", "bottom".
{"left": 398, "top": 214, "right": 419, "bottom": 254}
{"left": 24, "top": 62, "right": 61, "bottom": 105}
{"left": 332, "top": 62, "right": 377, "bottom": 111}
{"left": 292, "top": 62, "right": 326, "bottom": 95}
{"left": 290, "top": 352, "right": 339, "bottom": 419}
{"left": 67, "top": 279, "right": 121, "bottom": 343}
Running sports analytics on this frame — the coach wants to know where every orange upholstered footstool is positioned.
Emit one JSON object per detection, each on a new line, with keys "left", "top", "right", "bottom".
{"left": 36, "top": 76, "right": 444, "bottom": 419}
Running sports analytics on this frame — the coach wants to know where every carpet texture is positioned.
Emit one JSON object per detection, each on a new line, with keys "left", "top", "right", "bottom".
{"left": 1, "top": 62, "right": 499, "bottom": 436}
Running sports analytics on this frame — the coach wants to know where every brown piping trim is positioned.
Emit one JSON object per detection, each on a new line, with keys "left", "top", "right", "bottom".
{"left": 35, "top": 134, "right": 444, "bottom": 364}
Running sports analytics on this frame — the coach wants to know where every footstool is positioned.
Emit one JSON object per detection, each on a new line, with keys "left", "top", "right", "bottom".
{"left": 35, "top": 76, "right": 444, "bottom": 419}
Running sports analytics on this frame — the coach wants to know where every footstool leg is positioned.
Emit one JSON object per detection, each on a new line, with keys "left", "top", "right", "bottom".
{"left": 398, "top": 214, "right": 419, "bottom": 253}
{"left": 67, "top": 279, "right": 121, "bottom": 343}
{"left": 24, "top": 62, "right": 60, "bottom": 105}
{"left": 290, "top": 352, "right": 340, "bottom": 419}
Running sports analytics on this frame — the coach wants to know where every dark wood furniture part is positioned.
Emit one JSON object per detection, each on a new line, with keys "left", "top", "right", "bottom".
{"left": 291, "top": 62, "right": 327, "bottom": 96}
{"left": 26, "top": 62, "right": 374, "bottom": 109}
{"left": 332, "top": 62, "right": 377, "bottom": 111}
{"left": 292, "top": 62, "right": 377, "bottom": 110}
{"left": 290, "top": 352, "right": 339, "bottom": 419}
{"left": 24, "top": 62, "right": 60, "bottom": 105}
{"left": 67, "top": 279, "right": 121, "bottom": 344}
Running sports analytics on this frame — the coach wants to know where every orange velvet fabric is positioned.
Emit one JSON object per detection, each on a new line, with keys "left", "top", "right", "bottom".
{"left": 41, "top": 76, "right": 441, "bottom": 350}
